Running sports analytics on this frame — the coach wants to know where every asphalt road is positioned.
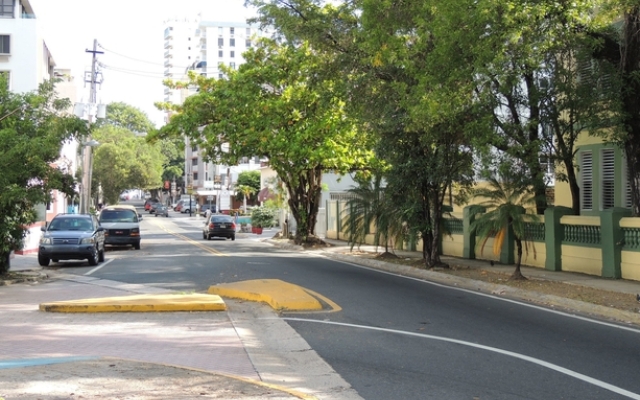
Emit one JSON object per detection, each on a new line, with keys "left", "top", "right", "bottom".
{"left": 54, "top": 209, "right": 640, "bottom": 400}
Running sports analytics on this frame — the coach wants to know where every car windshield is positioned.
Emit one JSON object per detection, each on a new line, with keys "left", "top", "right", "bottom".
{"left": 100, "top": 210, "right": 138, "bottom": 223}
{"left": 48, "top": 218, "right": 94, "bottom": 231}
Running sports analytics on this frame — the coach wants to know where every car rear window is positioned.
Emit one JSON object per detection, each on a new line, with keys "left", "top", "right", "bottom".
{"left": 100, "top": 209, "right": 138, "bottom": 223}
{"left": 211, "top": 216, "right": 233, "bottom": 223}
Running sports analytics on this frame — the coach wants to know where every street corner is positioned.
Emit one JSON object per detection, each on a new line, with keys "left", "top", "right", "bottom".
{"left": 208, "top": 279, "right": 341, "bottom": 312}
{"left": 39, "top": 293, "right": 227, "bottom": 313}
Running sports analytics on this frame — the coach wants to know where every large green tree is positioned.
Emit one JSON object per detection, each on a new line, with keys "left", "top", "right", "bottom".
{"left": 0, "top": 78, "right": 86, "bottom": 273}
{"left": 91, "top": 103, "right": 167, "bottom": 204}
{"left": 160, "top": 38, "right": 374, "bottom": 243}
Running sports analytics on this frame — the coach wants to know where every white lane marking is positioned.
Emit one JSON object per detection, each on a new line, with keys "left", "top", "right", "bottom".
{"left": 284, "top": 317, "right": 640, "bottom": 400}
{"left": 84, "top": 258, "right": 114, "bottom": 276}
{"left": 324, "top": 256, "right": 640, "bottom": 334}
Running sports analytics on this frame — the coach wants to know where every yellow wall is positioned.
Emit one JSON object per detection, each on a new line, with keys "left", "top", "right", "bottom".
{"left": 621, "top": 251, "right": 640, "bottom": 281}
{"left": 561, "top": 245, "right": 602, "bottom": 276}
{"left": 620, "top": 217, "right": 640, "bottom": 281}
{"left": 442, "top": 234, "right": 464, "bottom": 257}
{"left": 474, "top": 237, "right": 501, "bottom": 262}
{"left": 520, "top": 241, "right": 546, "bottom": 269}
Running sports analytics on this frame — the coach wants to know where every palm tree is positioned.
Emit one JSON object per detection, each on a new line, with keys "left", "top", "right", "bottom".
{"left": 342, "top": 175, "right": 404, "bottom": 254}
{"left": 236, "top": 185, "right": 256, "bottom": 213}
{"left": 470, "top": 175, "right": 540, "bottom": 280}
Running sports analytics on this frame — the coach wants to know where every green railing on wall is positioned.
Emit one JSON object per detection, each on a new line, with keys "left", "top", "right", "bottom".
{"left": 523, "top": 222, "right": 545, "bottom": 242}
{"left": 622, "top": 227, "right": 640, "bottom": 251}
{"left": 562, "top": 224, "right": 601, "bottom": 246}
{"left": 443, "top": 218, "right": 463, "bottom": 235}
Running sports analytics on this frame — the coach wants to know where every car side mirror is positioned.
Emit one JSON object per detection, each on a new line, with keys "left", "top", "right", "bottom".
{"left": 97, "top": 226, "right": 105, "bottom": 232}
{"left": 40, "top": 225, "right": 46, "bottom": 232}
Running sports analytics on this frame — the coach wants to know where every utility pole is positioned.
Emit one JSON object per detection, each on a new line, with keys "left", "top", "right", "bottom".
{"left": 80, "top": 39, "right": 103, "bottom": 214}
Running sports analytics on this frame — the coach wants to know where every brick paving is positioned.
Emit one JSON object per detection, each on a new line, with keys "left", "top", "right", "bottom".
{"left": 0, "top": 278, "right": 260, "bottom": 380}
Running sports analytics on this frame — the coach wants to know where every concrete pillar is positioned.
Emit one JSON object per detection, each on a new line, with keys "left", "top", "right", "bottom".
{"left": 544, "top": 206, "right": 574, "bottom": 271}
{"left": 600, "top": 208, "right": 631, "bottom": 278}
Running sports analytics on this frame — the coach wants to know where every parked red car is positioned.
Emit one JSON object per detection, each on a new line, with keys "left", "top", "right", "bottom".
{"left": 144, "top": 198, "right": 159, "bottom": 211}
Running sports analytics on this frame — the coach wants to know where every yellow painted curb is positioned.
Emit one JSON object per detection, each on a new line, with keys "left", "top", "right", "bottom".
{"left": 208, "top": 279, "right": 323, "bottom": 311}
{"left": 39, "top": 294, "right": 227, "bottom": 313}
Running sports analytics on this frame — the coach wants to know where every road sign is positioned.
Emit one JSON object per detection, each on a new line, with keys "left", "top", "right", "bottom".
{"left": 207, "top": 195, "right": 213, "bottom": 201}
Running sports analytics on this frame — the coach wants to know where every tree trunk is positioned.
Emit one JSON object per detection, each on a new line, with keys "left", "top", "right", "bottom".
{"left": 283, "top": 168, "right": 323, "bottom": 244}
{"left": 0, "top": 250, "right": 10, "bottom": 275}
{"left": 565, "top": 158, "right": 581, "bottom": 215}
{"left": 511, "top": 238, "right": 526, "bottom": 280}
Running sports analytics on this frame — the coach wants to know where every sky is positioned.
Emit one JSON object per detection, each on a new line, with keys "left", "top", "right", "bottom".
{"left": 29, "top": 0, "right": 259, "bottom": 128}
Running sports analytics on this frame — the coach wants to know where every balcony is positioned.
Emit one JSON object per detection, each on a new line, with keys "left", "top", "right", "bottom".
{"left": 164, "top": 40, "right": 172, "bottom": 49}
{"left": 164, "top": 27, "right": 173, "bottom": 39}
{"left": 164, "top": 59, "right": 172, "bottom": 68}
{"left": 164, "top": 69, "right": 172, "bottom": 76}
{"left": 164, "top": 50, "right": 172, "bottom": 58}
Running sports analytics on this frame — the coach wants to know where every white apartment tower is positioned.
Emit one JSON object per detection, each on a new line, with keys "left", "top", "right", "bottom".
{"left": 163, "top": 16, "right": 263, "bottom": 210}
{"left": 0, "top": 0, "right": 55, "bottom": 92}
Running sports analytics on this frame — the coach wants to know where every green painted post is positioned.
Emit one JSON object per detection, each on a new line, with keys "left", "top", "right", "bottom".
{"left": 463, "top": 206, "right": 484, "bottom": 259}
{"left": 336, "top": 200, "right": 341, "bottom": 241}
{"left": 544, "top": 206, "right": 573, "bottom": 271}
{"left": 600, "top": 208, "right": 631, "bottom": 278}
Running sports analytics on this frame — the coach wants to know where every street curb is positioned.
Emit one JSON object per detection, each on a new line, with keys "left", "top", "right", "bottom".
{"left": 0, "top": 271, "right": 49, "bottom": 286}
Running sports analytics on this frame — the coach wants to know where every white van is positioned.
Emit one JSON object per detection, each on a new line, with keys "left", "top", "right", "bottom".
{"left": 98, "top": 205, "right": 142, "bottom": 250}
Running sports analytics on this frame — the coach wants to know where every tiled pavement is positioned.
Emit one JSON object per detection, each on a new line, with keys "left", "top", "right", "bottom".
{"left": 0, "top": 278, "right": 260, "bottom": 380}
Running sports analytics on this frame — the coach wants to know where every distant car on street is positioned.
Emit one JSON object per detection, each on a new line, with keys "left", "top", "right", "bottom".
{"left": 144, "top": 198, "right": 159, "bottom": 211}
{"left": 38, "top": 214, "right": 106, "bottom": 266}
{"left": 202, "top": 214, "right": 236, "bottom": 241}
{"left": 154, "top": 204, "right": 169, "bottom": 217}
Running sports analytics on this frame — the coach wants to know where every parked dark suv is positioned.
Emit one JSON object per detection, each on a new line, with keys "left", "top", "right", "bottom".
{"left": 38, "top": 214, "right": 105, "bottom": 266}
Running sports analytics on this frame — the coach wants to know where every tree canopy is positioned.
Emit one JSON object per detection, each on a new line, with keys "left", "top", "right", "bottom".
{"left": 0, "top": 78, "right": 86, "bottom": 273}
{"left": 160, "top": 38, "right": 374, "bottom": 243}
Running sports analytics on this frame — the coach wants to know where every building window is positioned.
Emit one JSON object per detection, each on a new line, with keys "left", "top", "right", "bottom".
{"left": 230, "top": 38, "right": 235, "bottom": 47}
{"left": 601, "top": 148, "right": 615, "bottom": 209}
{"left": 229, "top": 62, "right": 236, "bottom": 69}
{"left": 0, "top": 0, "right": 14, "bottom": 18}
{"left": 188, "top": 47, "right": 191, "bottom": 50}
{"left": 192, "top": 158, "right": 198, "bottom": 166}
{"left": 230, "top": 50, "right": 235, "bottom": 58}
{"left": 581, "top": 151, "right": 593, "bottom": 211}
{"left": 246, "top": 27, "right": 251, "bottom": 35}
{"left": 218, "top": 38, "right": 224, "bottom": 47}
{"left": 218, "top": 73, "right": 223, "bottom": 79}
{"left": 0, "top": 34, "right": 10, "bottom": 54}
{"left": 193, "top": 172, "right": 198, "bottom": 181}
{"left": 218, "top": 50, "right": 223, "bottom": 57}
{"left": 246, "top": 39, "right": 251, "bottom": 48}
{"left": 191, "top": 145, "right": 197, "bottom": 152}
{"left": 230, "top": 27, "right": 234, "bottom": 35}
{"left": 218, "top": 27, "right": 223, "bottom": 35}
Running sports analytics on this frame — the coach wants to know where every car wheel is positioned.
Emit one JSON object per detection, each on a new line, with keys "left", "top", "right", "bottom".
{"left": 98, "top": 248, "right": 105, "bottom": 262}
{"left": 231, "top": 235, "right": 235, "bottom": 241}
{"left": 207, "top": 233, "right": 211, "bottom": 240}
{"left": 202, "top": 231, "right": 206, "bottom": 239}
{"left": 88, "top": 248, "right": 99, "bottom": 266}
{"left": 134, "top": 243, "right": 141, "bottom": 250}
{"left": 38, "top": 255, "right": 50, "bottom": 267}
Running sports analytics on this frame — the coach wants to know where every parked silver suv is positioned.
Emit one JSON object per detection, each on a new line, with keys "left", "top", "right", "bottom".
{"left": 38, "top": 214, "right": 105, "bottom": 267}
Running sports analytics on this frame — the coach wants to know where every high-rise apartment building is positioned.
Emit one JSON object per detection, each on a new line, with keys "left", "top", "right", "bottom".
{"left": 162, "top": 16, "right": 264, "bottom": 210}
{"left": 0, "top": 0, "right": 55, "bottom": 93}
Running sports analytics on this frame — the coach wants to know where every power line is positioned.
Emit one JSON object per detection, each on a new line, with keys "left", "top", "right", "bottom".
{"left": 97, "top": 42, "right": 163, "bottom": 66}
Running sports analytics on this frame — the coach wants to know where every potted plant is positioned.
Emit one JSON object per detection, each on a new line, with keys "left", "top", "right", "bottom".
{"left": 250, "top": 206, "right": 275, "bottom": 235}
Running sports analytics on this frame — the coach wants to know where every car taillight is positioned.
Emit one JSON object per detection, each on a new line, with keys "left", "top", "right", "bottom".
{"left": 209, "top": 223, "right": 214, "bottom": 229}
{"left": 231, "top": 223, "right": 236, "bottom": 229}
